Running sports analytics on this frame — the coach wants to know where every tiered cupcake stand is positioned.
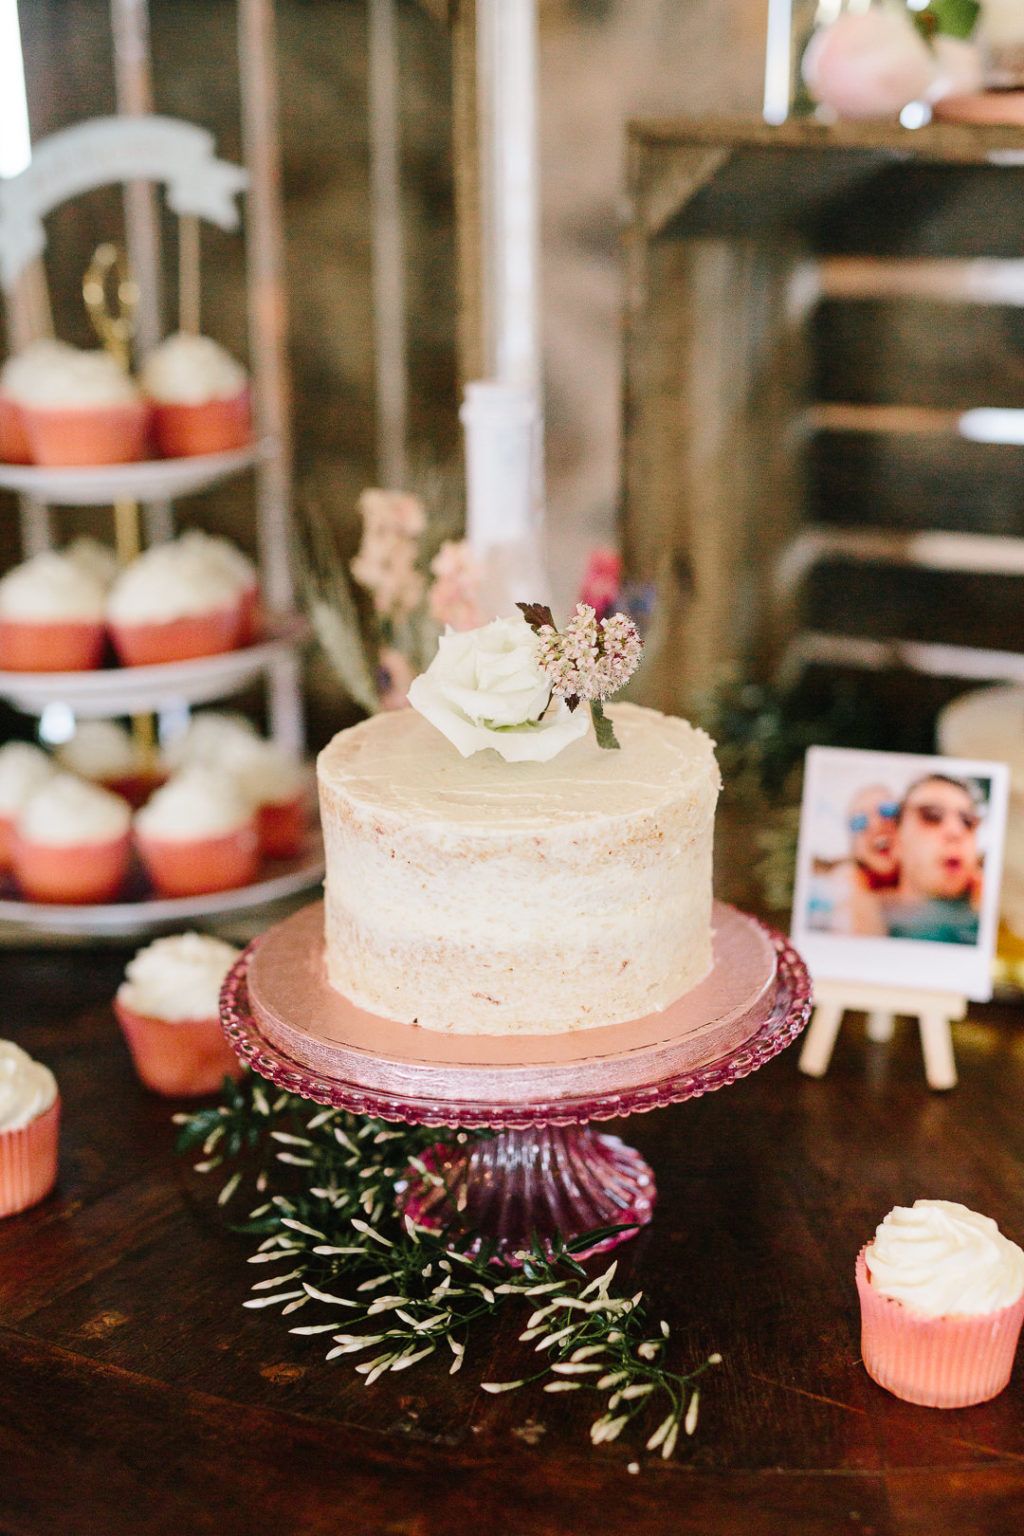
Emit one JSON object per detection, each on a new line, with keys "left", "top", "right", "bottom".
{"left": 221, "top": 901, "right": 812, "bottom": 1259}
{"left": 0, "top": 0, "right": 323, "bottom": 939}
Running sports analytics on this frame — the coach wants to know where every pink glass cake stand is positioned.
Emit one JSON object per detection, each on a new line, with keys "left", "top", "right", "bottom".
{"left": 221, "top": 901, "right": 811, "bottom": 1261}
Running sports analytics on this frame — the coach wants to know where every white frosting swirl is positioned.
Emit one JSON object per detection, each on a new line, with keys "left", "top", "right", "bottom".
{"left": 140, "top": 333, "right": 248, "bottom": 404}
{"left": 0, "top": 340, "right": 77, "bottom": 397}
{"left": 117, "top": 932, "right": 241, "bottom": 1023}
{"left": 134, "top": 766, "right": 254, "bottom": 838}
{"left": 866, "top": 1199, "right": 1024, "bottom": 1317}
{"left": 4, "top": 346, "right": 139, "bottom": 408}
{"left": 0, "top": 742, "right": 57, "bottom": 816}
{"left": 55, "top": 721, "right": 148, "bottom": 781}
{"left": 17, "top": 773, "right": 131, "bottom": 844}
{"left": 162, "top": 710, "right": 260, "bottom": 771}
{"left": 177, "top": 530, "right": 255, "bottom": 592}
{"left": 0, "top": 1040, "right": 57, "bottom": 1132}
{"left": 107, "top": 539, "right": 242, "bottom": 624}
{"left": 0, "top": 551, "right": 108, "bottom": 622}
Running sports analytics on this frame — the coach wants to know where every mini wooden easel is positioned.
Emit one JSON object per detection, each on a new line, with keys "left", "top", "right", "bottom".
{"left": 798, "top": 978, "right": 965, "bottom": 1091}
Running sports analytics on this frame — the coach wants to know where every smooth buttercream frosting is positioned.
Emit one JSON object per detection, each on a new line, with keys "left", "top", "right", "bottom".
{"left": 116, "top": 931, "right": 242, "bottom": 1022}
{"left": 56, "top": 721, "right": 148, "bottom": 781}
{"left": 140, "top": 332, "right": 248, "bottom": 404}
{"left": 17, "top": 773, "right": 131, "bottom": 844}
{"left": 317, "top": 701, "right": 720, "bottom": 1034}
{"left": 3, "top": 346, "right": 139, "bottom": 408}
{"left": 162, "top": 711, "right": 260, "bottom": 771}
{"left": 0, "top": 551, "right": 107, "bottom": 622}
{"left": 866, "top": 1199, "right": 1024, "bottom": 1317}
{"left": 0, "top": 1040, "right": 57, "bottom": 1132}
{"left": 107, "top": 539, "right": 242, "bottom": 625}
{"left": 134, "top": 766, "right": 253, "bottom": 839}
{"left": 0, "top": 742, "right": 57, "bottom": 816}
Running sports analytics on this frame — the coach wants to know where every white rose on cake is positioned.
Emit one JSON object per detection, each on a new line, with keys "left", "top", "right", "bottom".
{"left": 407, "top": 615, "right": 589, "bottom": 762}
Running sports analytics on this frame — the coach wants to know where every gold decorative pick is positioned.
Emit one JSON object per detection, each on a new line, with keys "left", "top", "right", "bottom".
{"left": 82, "top": 244, "right": 152, "bottom": 770}
{"left": 83, "top": 242, "right": 139, "bottom": 372}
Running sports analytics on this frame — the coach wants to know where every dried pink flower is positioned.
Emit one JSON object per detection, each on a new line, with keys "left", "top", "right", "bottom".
{"left": 534, "top": 603, "right": 642, "bottom": 707}
{"left": 428, "top": 539, "right": 485, "bottom": 632}
{"left": 356, "top": 488, "right": 426, "bottom": 540}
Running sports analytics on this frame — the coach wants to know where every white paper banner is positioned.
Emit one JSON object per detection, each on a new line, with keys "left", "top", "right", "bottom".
{"left": 0, "top": 115, "right": 249, "bottom": 290}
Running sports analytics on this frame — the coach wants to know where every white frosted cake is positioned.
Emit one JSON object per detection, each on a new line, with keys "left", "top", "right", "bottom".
{"left": 317, "top": 701, "right": 720, "bottom": 1035}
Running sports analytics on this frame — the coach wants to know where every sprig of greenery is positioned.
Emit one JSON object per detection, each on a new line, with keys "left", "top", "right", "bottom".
{"left": 175, "top": 1078, "right": 720, "bottom": 1457}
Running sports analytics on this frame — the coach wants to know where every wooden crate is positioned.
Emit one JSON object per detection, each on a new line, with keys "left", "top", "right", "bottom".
{"left": 621, "top": 116, "right": 1024, "bottom": 718}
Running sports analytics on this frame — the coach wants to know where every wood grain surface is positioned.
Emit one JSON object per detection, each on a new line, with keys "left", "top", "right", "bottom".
{"left": 1, "top": 933, "right": 1024, "bottom": 1535}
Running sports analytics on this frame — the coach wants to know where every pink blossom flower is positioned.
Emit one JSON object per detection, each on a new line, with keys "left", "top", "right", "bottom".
{"left": 578, "top": 547, "right": 622, "bottom": 621}
{"left": 356, "top": 488, "right": 426, "bottom": 540}
{"left": 802, "top": 6, "right": 936, "bottom": 120}
{"left": 428, "top": 539, "right": 485, "bottom": 632}
{"left": 534, "top": 603, "right": 642, "bottom": 706}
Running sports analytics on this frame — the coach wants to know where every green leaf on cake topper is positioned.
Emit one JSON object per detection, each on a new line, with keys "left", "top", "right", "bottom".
{"left": 914, "top": 0, "right": 981, "bottom": 41}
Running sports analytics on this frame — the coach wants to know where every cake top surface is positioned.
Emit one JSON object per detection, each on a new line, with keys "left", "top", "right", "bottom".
{"left": 318, "top": 701, "right": 718, "bottom": 830}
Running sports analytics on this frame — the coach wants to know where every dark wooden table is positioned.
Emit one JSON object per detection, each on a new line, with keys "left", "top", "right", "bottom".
{"left": 2, "top": 938, "right": 1024, "bottom": 1536}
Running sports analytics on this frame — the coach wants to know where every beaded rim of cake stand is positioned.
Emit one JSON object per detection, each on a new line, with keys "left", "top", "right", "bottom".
{"left": 219, "top": 922, "right": 812, "bottom": 1131}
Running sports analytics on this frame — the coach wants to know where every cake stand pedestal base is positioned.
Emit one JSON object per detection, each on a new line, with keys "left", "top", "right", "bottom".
{"left": 396, "top": 1124, "right": 655, "bottom": 1262}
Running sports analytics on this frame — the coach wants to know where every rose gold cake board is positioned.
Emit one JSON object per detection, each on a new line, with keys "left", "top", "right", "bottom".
{"left": 222, "top": 900, "right": 812, "bottom": 1130}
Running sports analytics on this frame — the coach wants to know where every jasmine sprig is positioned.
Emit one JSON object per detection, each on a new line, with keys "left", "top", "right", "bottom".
{"left": 175, "top": 1078, "right": 720, "bottom": 1458}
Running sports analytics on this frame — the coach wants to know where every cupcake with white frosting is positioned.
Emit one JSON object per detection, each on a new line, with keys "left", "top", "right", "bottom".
{"left": 106, "top": 537, "right": 245, "bottom": 667}
{"left": 55, "top": 719, "right": 163, "bottom": 808}
{"left": 11, "top": 773, "right": 132, "bottom": 904}
{"left": 0, "top": 742, "right": 57, "bottom": 870}
{"left": 0, "top": 340, "right": 77, "bottom": 463}
{"left": 0, "top": 1040, "right": 59, "bottom": 1217}
{"left": 857, "top": 1199, "right": 1024, "bottom": 1407}
{"left": 133, "top": 765, "right": 259, "bottom": 896}
{"left": 114, "top": 932, "right": 243, "bottom": 1096}
{"left": 0, "top": 550, "right": 108, "bottom": 672}
{"left": 219, "top": 736, "right": 309, "bottom": 859}
{"left": 177, "top": 529, "right": 260, "bottom": 643}
{"left": 140, "top": 332, "right": 251, "bottom": 459}
{"left": 7, "top": 345, "right": 150, "bottom": 466}
{"left": 162, "top": 709, "right": 261, "bottom": 773}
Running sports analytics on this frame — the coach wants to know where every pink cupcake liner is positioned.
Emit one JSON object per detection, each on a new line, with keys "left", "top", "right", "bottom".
{"left": 149, "top": 389, "right": 252, "bottom": 459}
{"left": 11, "top": 830, "right": 131, "bottom": 905}
{"left": 856, "top": 1248, "right": 1024, "bottom": 1407}
{"left": 256, "top": 794, "right": 306, "bottom": 860}
{"left": 0, "top": 617, "right": 106, "bottom": 673}
{"left": 0, "top": 394, "right": 31, "bottom": 463}
{"left": 0, "top": 1096, "right": 60, "bottom": 1218}
{"left": 135, "top": 821, "right": 260, "bottom": 897}
{"left": 21, "top": 399, "right": 151, "bottom": 466}
{"left": 114, "top": 1000, "right": 242, "bottom": 1097}
{"left": 109, "top": 606, "right": 243, "bottom": 667}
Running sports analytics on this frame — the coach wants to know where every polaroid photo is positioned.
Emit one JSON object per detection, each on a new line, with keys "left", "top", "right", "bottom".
{"left": 791, "top": 746, "right": 1010, "bottom": 1001}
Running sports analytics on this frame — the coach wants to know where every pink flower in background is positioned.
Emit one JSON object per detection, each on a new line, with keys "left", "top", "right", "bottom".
{"left": 350, "top": 488, "right": 427, "bottom": 620}
{"left": 428, "top": 539, "right": 485, "bottom": 632}
{"left": 578, "top": 546, "right": 622, "bottom": 621}
{"left": 377, "top": 645, "right": 416, "bottom": 710}
{"left": 356, "top": 488, "right": 426, "bottom": 541}
{"left": 802, "top": 5, "right": 936, "bottom": 119}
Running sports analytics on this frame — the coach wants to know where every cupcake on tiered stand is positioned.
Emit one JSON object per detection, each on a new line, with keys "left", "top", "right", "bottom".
{"left": 133, "top": 764, "right": 259, "bottom": 897}
{"left": 140, "top": 332, "right": 251, "bottom": 460}
{"left": 106, "top": 534, "right": 250, "bottom": 666}
{"left": 0, "top": 343, "right": 150, "bottom": 467}
{"left": 0, "top": 742, "right": 56, "bottom": 871}
{"left": 11, "top": 772, "right": 132, "bottom": 904}
{"left": 0, "top": 549, "right": 109, "bottom": 672}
